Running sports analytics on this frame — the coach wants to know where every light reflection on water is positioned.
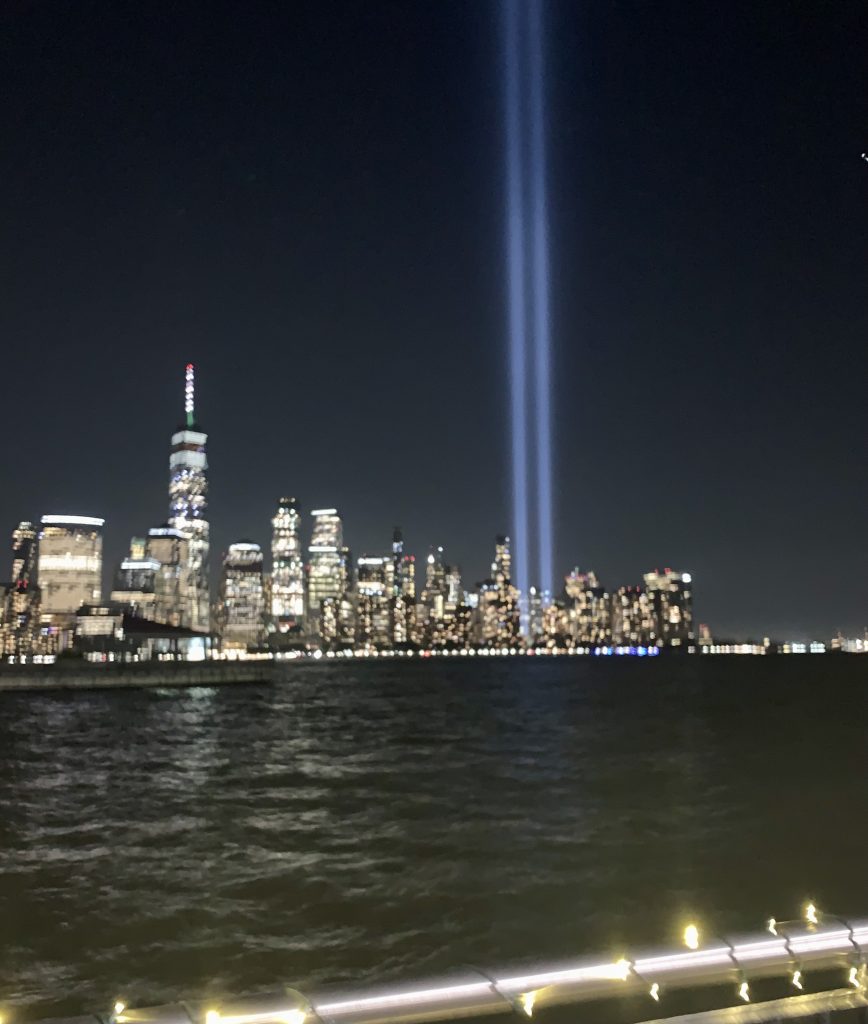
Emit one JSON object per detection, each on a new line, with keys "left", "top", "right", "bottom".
{"left": 0, "top": 658, "right": 865, "bottom": 1019}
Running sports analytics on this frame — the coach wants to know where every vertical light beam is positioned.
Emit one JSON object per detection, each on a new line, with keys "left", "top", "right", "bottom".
{"left": 527, "top": 0, "right": 554, "bottom": 597}
{"left": 502, "top": 0, "right": 530, "bottom": 608}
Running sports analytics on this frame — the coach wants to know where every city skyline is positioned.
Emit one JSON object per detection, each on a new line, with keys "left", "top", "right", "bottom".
{"left": 1, "top": 357, "right": 864, "bottom": 643}
{"left": 3, "top": 2, "right": 867, "bottom": 637}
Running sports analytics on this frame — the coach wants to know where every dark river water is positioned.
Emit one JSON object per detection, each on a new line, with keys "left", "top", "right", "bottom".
{"left": 1, "top": 657, "right": 866, "bottom": 1019}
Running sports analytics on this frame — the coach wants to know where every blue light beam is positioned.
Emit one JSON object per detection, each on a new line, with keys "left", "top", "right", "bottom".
{"left": 502, "top": 0, "right": 530, "bottom": 608}
{"left": 527, "top": 0, "right": 554, "bottom": 598}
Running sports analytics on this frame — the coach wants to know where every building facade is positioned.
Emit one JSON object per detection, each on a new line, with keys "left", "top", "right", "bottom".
{"left": 644, "top": 568, "right": 694, "bottom": 647}
{"left": 564, "top": 569, "right": 610, "bottom": 645}
{"left": 1, "top": 521, "right": 41, "bottom": 657}
{"left": 146, "top": 526, "right": 191, "bottom": 628}
{"left": 307, "top": 508, "right": 344, "bottom": 623}
{"left": 611, "top": 585, "right": 656, "bottom": 646}
{"left": 109, "top": 543, "right": 160, "bottom": 621}
{"left": 218, "top": 542, "right": 265, "bottom": 647}
{"left": 491, "top": 534, "right": 520, "bottom": 643}
{"left": 38, "top": 515, "right": 104, "bottom": 614}
{"left": 270, "top": 497, "right": 305, "bottom": 630}
{"left": 356, "top": 555, "right": 391, "bottom": 647}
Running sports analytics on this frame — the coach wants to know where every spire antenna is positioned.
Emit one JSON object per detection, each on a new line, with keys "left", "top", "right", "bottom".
{"left": 185, "top": 363, "right": 195, "bottom": 427}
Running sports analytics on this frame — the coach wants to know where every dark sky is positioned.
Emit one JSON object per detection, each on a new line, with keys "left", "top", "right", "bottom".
{"left": 3, "top": 0, "right": 867, "bottom": 639}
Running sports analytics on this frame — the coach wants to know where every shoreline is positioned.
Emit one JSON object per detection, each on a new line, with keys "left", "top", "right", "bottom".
{"left": 0, "top": 659, "right": 274, "bottom": 692}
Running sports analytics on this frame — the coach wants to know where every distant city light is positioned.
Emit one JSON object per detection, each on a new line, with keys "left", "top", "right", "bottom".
{"left": 40, "top": 514, "right": 105, "bottom": 527}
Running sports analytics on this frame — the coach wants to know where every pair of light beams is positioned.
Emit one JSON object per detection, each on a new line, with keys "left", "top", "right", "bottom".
{"left": 502, "top": 0, "right": 553, "bottom": 608}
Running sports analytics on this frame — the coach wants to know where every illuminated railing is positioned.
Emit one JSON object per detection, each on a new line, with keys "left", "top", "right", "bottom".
{"left": 40, "top": 907, "right": 868, "bottom": 1024}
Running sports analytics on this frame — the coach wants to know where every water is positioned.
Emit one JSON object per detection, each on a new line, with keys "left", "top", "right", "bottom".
{"left": 1, "top": 658, "right": 865, "bottom": 1019}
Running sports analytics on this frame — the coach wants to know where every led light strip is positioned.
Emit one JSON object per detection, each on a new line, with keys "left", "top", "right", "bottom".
{"left": 45, "top": 907, "right": 868, "bottom": 1024}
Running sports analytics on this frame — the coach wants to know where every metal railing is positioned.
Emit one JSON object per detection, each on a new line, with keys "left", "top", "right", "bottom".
{"left": 50, "top": 910, "right": 868, "bottom": 1024}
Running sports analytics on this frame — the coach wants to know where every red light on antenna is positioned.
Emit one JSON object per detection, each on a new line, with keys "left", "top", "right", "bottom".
{"left": 186, "top": 363, "right": 194, "bottom": 370}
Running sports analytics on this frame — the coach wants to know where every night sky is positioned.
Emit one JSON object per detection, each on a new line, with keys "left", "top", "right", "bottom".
{"left": 3, "top": 1, "right": 867, "bottom": 639}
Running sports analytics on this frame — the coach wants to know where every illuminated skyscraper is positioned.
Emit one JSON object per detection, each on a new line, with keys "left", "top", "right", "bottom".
{"left": 38, "top": 515, "right": 104, "bottom": 614}
{"left": 10, "top": 522, "right": 37, "bottom": 588}
{"left": 492, "top": 534, "right": 520, "bottom": 641}
{"left": 168, "top": 364, "right": 209, "bottom": 632}
{"left": 307, "top": 509, "right": 344, "bottom": 621}
{"left": 389, "top": 527, "right": 416, "bottom": 599}
{"left": 475, "top": 579, "right": 501, "bottom": 646}
{"left": 564, "top": 568, "right": 610, "bottom": 645}
{"left": 110, "top": 537, "right": 160, "bottom": 620}
{"left": 357, "top": 555, "right": 391, "bottom": 646}
{"left": 528, "top": 585, "right": 544, "bottom": 639}
{"left": 471, "top": 536, "right": 520, "bottom": 647}
{"left": 400, "top": 554, "right": 416, "bottom": 599}
{"left": 218, "top": 542, "right": 265, "bottom": 647}
{"left": 644, "top": 568, "right": 694, "bottom": 647}
{"left": 1, "top": 521, "right": 40, "bottom": 657}
{"left": 419, "top": 561, "right": 465, "bottom": 648}
{"left": 541, "top": 601, "right": 570, "bottom": 647}
{"left": 391, "top": 528, "right": 404, "bottom": 597}
{"left": 445, "top": 564, "right": 462, "bottom": 611}
{"left": 270, "top": 497, "right": 305, "bottom": 630}
{"left": 145, "top": 525, "right": 191, "bottom": 627}
{"left": 493, "top": 534, "right": 511, "bottom": 586}
{"left": 611, "top": 585, "right": 655, "bottom": 646}
{"left": 421, "top": 546, "right": 447, "bottom": 616}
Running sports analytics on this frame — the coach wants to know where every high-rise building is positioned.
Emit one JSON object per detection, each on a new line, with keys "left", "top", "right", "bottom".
{"left": 307, "top": 508, "right": 344, "bottom": 620}
{"left": 391, "top": 527, "right": 405, "bottom": 597}
{"left": 10, "top": 521, "right": 37, "bottom": 588}
{"left": 320, "top": 596, "right": 339, "bottom": 646}
{"left": 564, "top": 568, "right": 610, "bottom": 645}
{"left": 145, "top": 525, "right": 191, "bottom": 627}
{"left": 491, "top": 534, "right": 520, "bottom": 642}
{"left": 528, "top": 586, "right": 545, "bottom": 639}
{"left": 400, "top": 554, "right": 416, "bottom": 599}
{"left": 611, "top": 585, "right": 656, "bottom": 646}
{"left": 418, "top": 560, "right": 464, "bottom": 648}
{"left": 445, "top": 564, "right": 462, "bottom": 611}
{"left": 38, "top": 515, "right": 104, "bottom": 614}
{"left": 421, "top": 546, "right": 447, "bottom": 616}
{"left": 644, "top": 568, "right": 694, "bottom": 647}
{"left": 419, "top": 545, "right": 448, "bottom": 645}
{"left": 541, "top": 601, "right": 570, "bottom": 647}
{"left": 218, "top": 542, "right": 265, "bottom": 647}
{"left": 471, "top": 538, "right": 520, "bottom": 647}
{"left": 110, "top": 538, "right": 160, "bottom": 620}
{"left": 493, "top": 534, "right": 511, "bottom": 585}
{"left": 270, "top": 497, "right": 305, "bottom": 630}
{"left": 168, "top": 364, "right": 209, "bottom": 632}
{"left": 339, "top": 544, "right": 353, "bottom": 593}
{"left": 1, "top": 521, "right": 41, "bottom": 657}
{"left": 357, "top": 555, "right": 391, "bottom": 647}
{"left": 474, "top": 579, "right": 501, "bottom": 646}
